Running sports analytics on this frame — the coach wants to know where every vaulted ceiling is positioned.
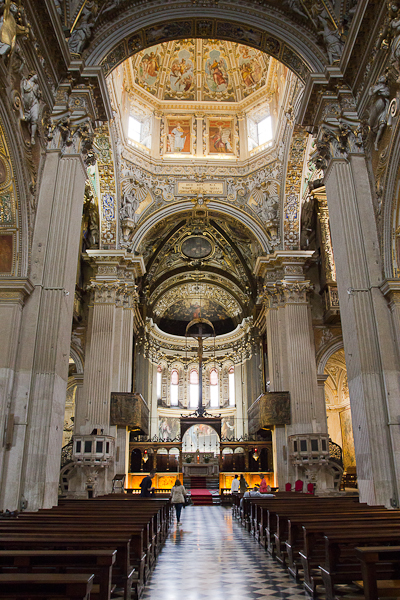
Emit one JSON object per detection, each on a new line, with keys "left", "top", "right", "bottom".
{"left": 139, "top": 208, "right": 261, "bottom": 335}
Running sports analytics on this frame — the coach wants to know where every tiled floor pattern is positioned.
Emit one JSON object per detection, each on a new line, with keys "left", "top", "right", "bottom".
{"left": 138, "top": 506, "right": 308, "bottom": 600}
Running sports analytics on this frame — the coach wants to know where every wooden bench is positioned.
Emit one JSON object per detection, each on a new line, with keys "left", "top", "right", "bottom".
{"left": 355, "top": 546, "right": 400, "bottom": 600}
{"left": 0, "top": 573, "right": 94, "bottom": 599}
{"left": 0, "top": 533, "right": 135, "bottom": 600}
{"left": 0, "top": 549, "right": 116, "bottom": 600}
{"left": 300, "top": 525, "right": 400, "bottom": 598}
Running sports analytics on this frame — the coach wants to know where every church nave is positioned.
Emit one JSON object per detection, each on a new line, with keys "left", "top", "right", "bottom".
{"left": 130, "top": 506, "right": 306, "bottom": 600}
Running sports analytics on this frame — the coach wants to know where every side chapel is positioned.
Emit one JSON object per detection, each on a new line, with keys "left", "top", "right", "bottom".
{"left": 0, "top": 0, "right": 400, "bottom": 511}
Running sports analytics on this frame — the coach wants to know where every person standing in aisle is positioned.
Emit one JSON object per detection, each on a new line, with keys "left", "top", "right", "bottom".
{"left": 171, "top": 478, "right": 187, "bottom": 524}
{"left": 231, "top": 474, "right": 240, "bottom": 494}
{"left": 239, "top": 474, "right": 248, "bottom": 494}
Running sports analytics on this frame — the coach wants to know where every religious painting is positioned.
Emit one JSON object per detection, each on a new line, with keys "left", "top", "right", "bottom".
{"left": 340, "top": 408, "right": 356, "bottom": 470}
{"left": 0, "top": 234, "right": 13, "bottom": 273}
{"left": 163, "top": 297, "right": 230, "bottom": 322}
{"left": 159, "top": 416, "right": 180, "bottom": 441}
{"left": 165, "top": 118, "right": 191, "bottom": 154}
{"left": 221, "top": 416, "right": 235, "bottom": 439}
{"left": 136, "top": 44, "right": 163, "bottom": 94}
{"left": 164, "top": 42, "right": 195, "bottom": 100}
{"left": 208, "top": 119, "right": 234, "bottom": 154}
{"left": 237, "top": 44, "right": 265, "bottom": 96}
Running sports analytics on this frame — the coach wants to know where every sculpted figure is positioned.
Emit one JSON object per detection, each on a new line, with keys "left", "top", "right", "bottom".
{"left": 21, "top": 72, "right": 41, "bottom": 144}
{"left": 318, "top": 15, "right": 344, "bottom": 64}
{"left": 368, "top": 75, "right": 390, "bottom": 151}
{"left": 120, "top": 190, "right": 139, "bottom": 220}
{"left": 68, "top": 12, "right": 93, "bottom": 55}
{"left": 0, "top": 0, "right": 29, "bottom": 57}
{"left": 389, "top": 5, "right": 400, "bottom": 81}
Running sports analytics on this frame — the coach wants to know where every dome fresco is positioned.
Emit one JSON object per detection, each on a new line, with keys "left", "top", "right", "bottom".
{"left": 129, "top": 39, "right": 276, "bottom": 102}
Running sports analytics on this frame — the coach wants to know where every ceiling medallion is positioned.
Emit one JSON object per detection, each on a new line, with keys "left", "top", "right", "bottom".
{"left": 181, "top": 236, "right": 213, "bottom": 259}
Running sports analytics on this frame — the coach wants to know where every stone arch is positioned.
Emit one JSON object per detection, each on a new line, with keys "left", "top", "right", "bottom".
{"left": 131, "top": 201, "right": 272, "bottom": 253}
{"left": 83, "top": 4, "right": 327, "bottom": 80}
{"left": 316, "top": 337, "right": 344, "bottom": 375}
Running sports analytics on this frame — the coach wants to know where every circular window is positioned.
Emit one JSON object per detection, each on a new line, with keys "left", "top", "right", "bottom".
{"left": 181, "top": 236, "right": 212, "bottom": 259}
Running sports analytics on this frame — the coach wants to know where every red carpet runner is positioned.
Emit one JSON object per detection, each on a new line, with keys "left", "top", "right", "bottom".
{"left": 190, "top": 489, "right": 213, "bottom": 506}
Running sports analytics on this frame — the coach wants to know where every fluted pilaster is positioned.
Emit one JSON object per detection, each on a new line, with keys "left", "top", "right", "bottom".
{"left": 325, "top": 156, "right": 400, "bottom": 506}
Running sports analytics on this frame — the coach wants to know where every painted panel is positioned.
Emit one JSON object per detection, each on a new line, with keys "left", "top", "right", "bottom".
{"left": 0, "top": 234, "right": 13, "bottom": 273}
{"left": 166, "top": 118, "right": 191, "bottom": 154}
{"left": 208, "top": 119, "right": 234, "bottom": 154}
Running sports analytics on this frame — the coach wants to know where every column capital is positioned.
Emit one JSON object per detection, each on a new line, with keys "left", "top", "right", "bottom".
{"left": 86, "top": 249, "right": 146, "bottom": 280}
{"left": 380, "top": 279, "right": 400, "bottom": 307}
{"left": 0, "top": 278, "right": 34, "bottom": 306}
{"left": 263, "top": 280, "right": 314, "bottom": 307}
{"left": 254, "top": 250, "right": 314, "bottom": 283}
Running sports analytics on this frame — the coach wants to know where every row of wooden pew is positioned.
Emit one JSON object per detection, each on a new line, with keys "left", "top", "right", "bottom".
{"left": 233, "top": 492, "right": 400, "bottom": 600}
{"left": 0, "top": 493, "right": 172, "bottom": 600}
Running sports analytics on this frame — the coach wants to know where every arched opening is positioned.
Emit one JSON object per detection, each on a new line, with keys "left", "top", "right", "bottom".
{"left": 182, "top": 424, "right": 220, "bottom": 455}
{"left": 324, "top": 348, "right": 356, "bottom": 487}
{"left": 130, "top": 448, "right": 142, "bottom": 472}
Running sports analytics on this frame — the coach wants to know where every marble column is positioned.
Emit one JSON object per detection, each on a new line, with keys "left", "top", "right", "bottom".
{"left": 324, "top": 154, "right": 400, "bottom": 506}
{"left": 71, "top": 251, "right": 144, "bottom": 495}
{"left": 1, "top": 148, "right": 88, "bottom": 512}
{"left": 255, "top": 251, "right": 327, "bottom": 487}
{"left": 0, "top": 280, "right": 33, "bottom": 510}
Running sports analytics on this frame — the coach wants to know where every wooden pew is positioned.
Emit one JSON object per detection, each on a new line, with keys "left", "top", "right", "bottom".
{"left": 0, "top": 573, "right": 94, "bottom": 599}
{"left": 300, "top": 525, "right": 400, "bottom": 598}
{"left": 0, "top": 533, "right": 135, "bottom": 600}
{"left": 355, "top": 546, "right": 400, "bottom": 600}
{"left": 0, "top": 549, "right": 116, "bottom": 600}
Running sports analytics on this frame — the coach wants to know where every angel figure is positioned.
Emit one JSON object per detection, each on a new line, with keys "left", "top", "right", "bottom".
{"left": 368, "top": 75, "right": 390, "bottom": 151}
{"left": 0, "top": 0, "right": 29, "bottom": 57}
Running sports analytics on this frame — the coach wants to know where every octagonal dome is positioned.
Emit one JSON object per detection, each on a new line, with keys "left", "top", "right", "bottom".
{"left": 128, "top": 39, "right": 275, "bottom": 102}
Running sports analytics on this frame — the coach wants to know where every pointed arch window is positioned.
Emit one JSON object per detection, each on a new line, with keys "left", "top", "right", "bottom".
{"left": 229, "top": 366, "right": 235, "bottom": 406}
{"left": 157, "top": 365, "right": 162, "bottom": 400}
{"left": 210, "top": 368, "right": 219, "bottom": 408}
{"left": 170, "top": 369, "right": 179, "bottom": 406}
{"left": 189, "top": 369, "right": 199, "bottom": 408}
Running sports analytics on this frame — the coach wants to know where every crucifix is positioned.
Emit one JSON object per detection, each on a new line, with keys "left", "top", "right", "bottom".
{"left": 186, "top": 317, "right": 215, "bottom": 416}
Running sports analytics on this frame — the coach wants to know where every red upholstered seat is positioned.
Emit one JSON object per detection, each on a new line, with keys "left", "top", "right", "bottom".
{"left": 306, "top": 482, "right": 314, "bottom": 494}
{"left": 285, "top": 482, "right": 292, "bottom": 492}
{"left": 294, "top": 479, "right": 304, "bottom": 492}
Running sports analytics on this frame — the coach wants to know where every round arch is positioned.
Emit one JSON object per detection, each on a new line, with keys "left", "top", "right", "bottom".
{"left": 382, "top": 115, "right": 400, "bottom": 278}
{"left": 131, "top": 200, "right": 272, "bottom": 252}
{"left": 83, "top": 4, "right": 327, "bottom": 80}
{"left": 316, "top": 338, "right": 344, "bottom": 376}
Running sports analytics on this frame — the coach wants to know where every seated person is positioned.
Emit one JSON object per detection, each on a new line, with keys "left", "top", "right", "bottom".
{"left": 240, "top": 486, "right": 274, "bottom": 507}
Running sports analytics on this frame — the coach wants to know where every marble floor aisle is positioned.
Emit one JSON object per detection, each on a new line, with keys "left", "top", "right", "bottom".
{"left": 140, "top": 506, "right": 307, "bottom": 600}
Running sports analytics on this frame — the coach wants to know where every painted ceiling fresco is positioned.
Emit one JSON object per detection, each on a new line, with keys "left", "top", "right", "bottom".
{"left": 128, "top": 39, "right": 274, "bottom": 102}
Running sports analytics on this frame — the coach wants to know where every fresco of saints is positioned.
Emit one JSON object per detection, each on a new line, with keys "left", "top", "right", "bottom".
{"left": 170, "top": 57, "right": 194, "bottom": 92}
{"left": 205, "top": 50, "right": 229, "bottom": 93}
{"left": 138, "top": 49, "right": 160, "bottom": 87}
{"left": 210, "top": 123, "right": 233, "bottom": 153}
{"left": 169, "top": 122, "right": 186, "bottom": 152}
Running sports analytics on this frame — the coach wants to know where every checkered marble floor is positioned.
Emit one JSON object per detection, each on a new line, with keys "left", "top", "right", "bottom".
{"left": 138, "top": 506, "right": 308, "bottom": 600}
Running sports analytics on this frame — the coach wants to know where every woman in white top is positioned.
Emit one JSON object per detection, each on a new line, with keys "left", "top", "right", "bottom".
{"left": 170, "top": 478, "right": 187, "bottom": 524}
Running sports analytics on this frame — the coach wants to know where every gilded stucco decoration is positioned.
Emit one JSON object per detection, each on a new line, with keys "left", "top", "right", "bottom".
{"left": 94, "top": 125, "right": 117, "bottom": 249}
{"left": 283, "top": 126, "right": 308, "bottom": 250}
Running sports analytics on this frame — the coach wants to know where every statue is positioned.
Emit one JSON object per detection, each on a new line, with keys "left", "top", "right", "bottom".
{"left": 68, "top": 11, "right": 93, "bottom": 55}
{"left": 120, "top": 190, "right": 139, "bottom": 220}
{"left": 20, "top": 72, "right": 41, "bottom": 145}
{"left": 318, "top": 15, "right": 344, "bottom": 64}
{"left": 0, "top": 0, "right": 29, "bottom": 57}
{"left": 389, "top": 4, "right": 400, "bottom": 82}
{"left": 368, "top": 75, "right": 390, "bottom": 151}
